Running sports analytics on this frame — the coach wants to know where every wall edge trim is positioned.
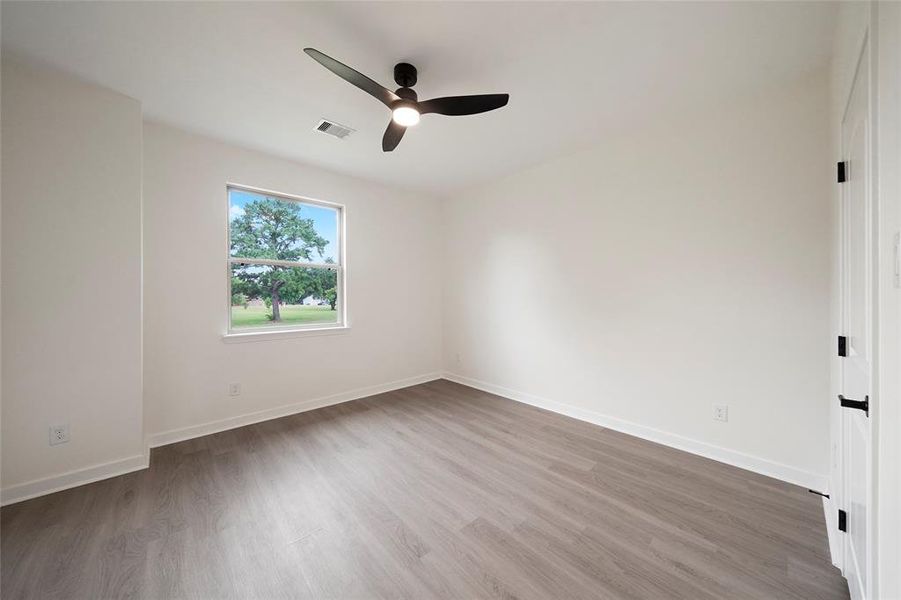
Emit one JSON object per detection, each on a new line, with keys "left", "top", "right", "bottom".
{"left": 442, "top": 372, "right": 829, "bottom": 491}
{"left": 1, "top": 372, "right": 443, "bottom": 506}
{"left": 147, "top": 371, "right": 442, "bottom": 449}
{"left": 1, "top": 454, "right": 149, "bottom": 506}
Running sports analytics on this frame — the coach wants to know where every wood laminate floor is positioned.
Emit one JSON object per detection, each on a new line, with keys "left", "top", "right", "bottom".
{"left": 2, "top": 379, "right": 848, "bottom": 599}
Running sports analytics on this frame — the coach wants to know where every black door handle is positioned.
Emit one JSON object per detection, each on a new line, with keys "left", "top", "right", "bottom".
{"left": 839, "top": 394, "right": 869, "bottom": 417}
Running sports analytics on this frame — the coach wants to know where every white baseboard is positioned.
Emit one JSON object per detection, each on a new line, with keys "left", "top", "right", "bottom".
{"left": 147, "top": 372, "right": 443, "bottom": 448}
{"left": 442, "top": 372, "right": 829, "bottom": 491}
{"left": 1, "top": 372, "right": 442, "bottom": 506}
{"left": 3, "top": 372, "right": 825, "bottom": 506}
{"left": 1, "top": 453, "right": 149, "bottom": 506}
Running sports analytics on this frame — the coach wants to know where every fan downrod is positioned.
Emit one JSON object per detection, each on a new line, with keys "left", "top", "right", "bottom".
{"left": 393, "top": 63, "right": 417, "bottom": 88}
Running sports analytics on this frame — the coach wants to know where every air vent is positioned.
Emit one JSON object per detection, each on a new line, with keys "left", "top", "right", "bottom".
{"left": 315, "top": 119, "right": 355, "bottom": 140}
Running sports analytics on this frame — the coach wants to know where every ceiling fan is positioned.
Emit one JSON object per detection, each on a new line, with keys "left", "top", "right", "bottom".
{"left": 304, "top": 48, "right": 509, "bottom": 152}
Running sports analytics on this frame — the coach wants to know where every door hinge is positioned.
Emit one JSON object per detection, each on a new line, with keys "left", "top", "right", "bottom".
{"left": 838, "top": 509, "right": 847, "bottom": 532}
{"left": 837, "top": 161, "right": 847, "bottom": 183}
{"left": 838, "top": 335, "right": 847, "bottom": 357}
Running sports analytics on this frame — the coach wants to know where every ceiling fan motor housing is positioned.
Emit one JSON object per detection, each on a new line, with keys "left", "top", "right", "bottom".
{"left": 394, "top": 87, "right": 418, "bottom": 102}
{"left": 394, "top": 62, "right": 417, "bottom": 88}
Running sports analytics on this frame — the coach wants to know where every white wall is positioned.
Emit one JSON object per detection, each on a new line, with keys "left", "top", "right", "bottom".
{"left": 142, "top": 122, "right": 442, "bottom": 442}
{"left": 1, "top": 59, "right": 144, "bottom": 501}
{"left": 442, "top": 71, "right": 833, "bottom": 488}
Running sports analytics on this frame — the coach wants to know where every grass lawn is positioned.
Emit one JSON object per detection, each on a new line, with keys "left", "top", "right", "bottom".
{"left": 231, "top": 304, "right": 338, "bottom": 328}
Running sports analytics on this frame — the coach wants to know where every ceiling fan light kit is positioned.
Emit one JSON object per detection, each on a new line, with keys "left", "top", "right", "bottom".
{"left": 392, "top": 105, "right": 420, "bottom": 127}
{"left": 304, "top": 48, "right": 509, "bottom": 152}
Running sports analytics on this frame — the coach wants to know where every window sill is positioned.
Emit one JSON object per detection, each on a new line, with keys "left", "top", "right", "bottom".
{"left": 222, "top": 326, "right": 350, "bottom": 344}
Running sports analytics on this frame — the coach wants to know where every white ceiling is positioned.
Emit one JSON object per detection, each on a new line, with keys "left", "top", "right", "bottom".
{"left": 2, "top": 1, "right": 836, "bottom": 194}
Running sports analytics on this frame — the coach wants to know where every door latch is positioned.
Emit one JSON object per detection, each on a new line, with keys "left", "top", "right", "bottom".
{"left": 839, "top": 394, "right": 869, "bottom": 417}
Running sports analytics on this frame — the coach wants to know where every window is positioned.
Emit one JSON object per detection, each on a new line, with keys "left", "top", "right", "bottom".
{"left": 227, "top": 185, "right": 343, "bottom": 333}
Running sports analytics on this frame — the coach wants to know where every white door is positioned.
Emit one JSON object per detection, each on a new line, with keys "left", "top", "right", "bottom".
{"left": 840, "top": 36, "right": 872, "bottom": 600}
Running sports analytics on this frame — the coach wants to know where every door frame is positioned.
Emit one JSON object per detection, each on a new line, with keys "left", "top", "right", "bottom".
{"left": 873, "top": 5, "right": 901, "bottom": 599}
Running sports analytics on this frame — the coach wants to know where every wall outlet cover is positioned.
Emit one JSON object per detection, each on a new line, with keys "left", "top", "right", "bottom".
{"left": 228, "top": 383, "right": 241, "bottom": 396}
{"left": 713, "top": 405, "right": 729, "bottom": 422}
{"left": 49, "top": 424, "right": 70, "bottom": 446}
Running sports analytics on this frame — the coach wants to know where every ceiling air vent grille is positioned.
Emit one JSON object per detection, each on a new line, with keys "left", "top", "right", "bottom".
{"left": 315, "top": 119, "right": 355, "bottom": 140}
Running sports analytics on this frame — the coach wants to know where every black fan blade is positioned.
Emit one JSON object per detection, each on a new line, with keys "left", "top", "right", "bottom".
{"left": 418, "top": 94, "right": 509, "bottom": 116}
{"left": 382, "top": 120, "right": 406, "bottom": 152}
{"left": 304, "top": 48, "right": 399, "bottom": 108}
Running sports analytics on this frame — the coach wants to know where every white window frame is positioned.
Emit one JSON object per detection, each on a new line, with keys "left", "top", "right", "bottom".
{"left": 224, "top": 183, "right": 346, "bottom": 339}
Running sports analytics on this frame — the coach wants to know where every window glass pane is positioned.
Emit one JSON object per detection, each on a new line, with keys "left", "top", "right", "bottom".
{"left": 230, "top": 263, "right": 338, "bottom": 329}
{"left": 229, "top": 188, "right": 339, "bottom": 264}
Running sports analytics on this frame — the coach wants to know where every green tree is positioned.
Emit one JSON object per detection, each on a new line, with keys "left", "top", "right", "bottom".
{"left": 231, "top": 292, "right": 248, "bottom": 308}
{"left": 324, "top": 287, "right": 337, "bottom": 310}
{"left": 309, "top": 258, "right": 338, "bottom": 310}
{"left": 230, "top": 197, "right": 328, "bottom": 322}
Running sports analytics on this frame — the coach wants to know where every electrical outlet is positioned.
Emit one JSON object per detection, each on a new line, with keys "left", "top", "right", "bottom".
{"left": 713, "top": 405, "right": 729, "bottom": 422}
{"left": 228, "top": 383, "right": 241, "bottom": 396}
{"left": 49, "top": 424, "right": 70, "bottom": 446}
{"left": 455, "top": 353, "right": 461, "bottom": 366}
